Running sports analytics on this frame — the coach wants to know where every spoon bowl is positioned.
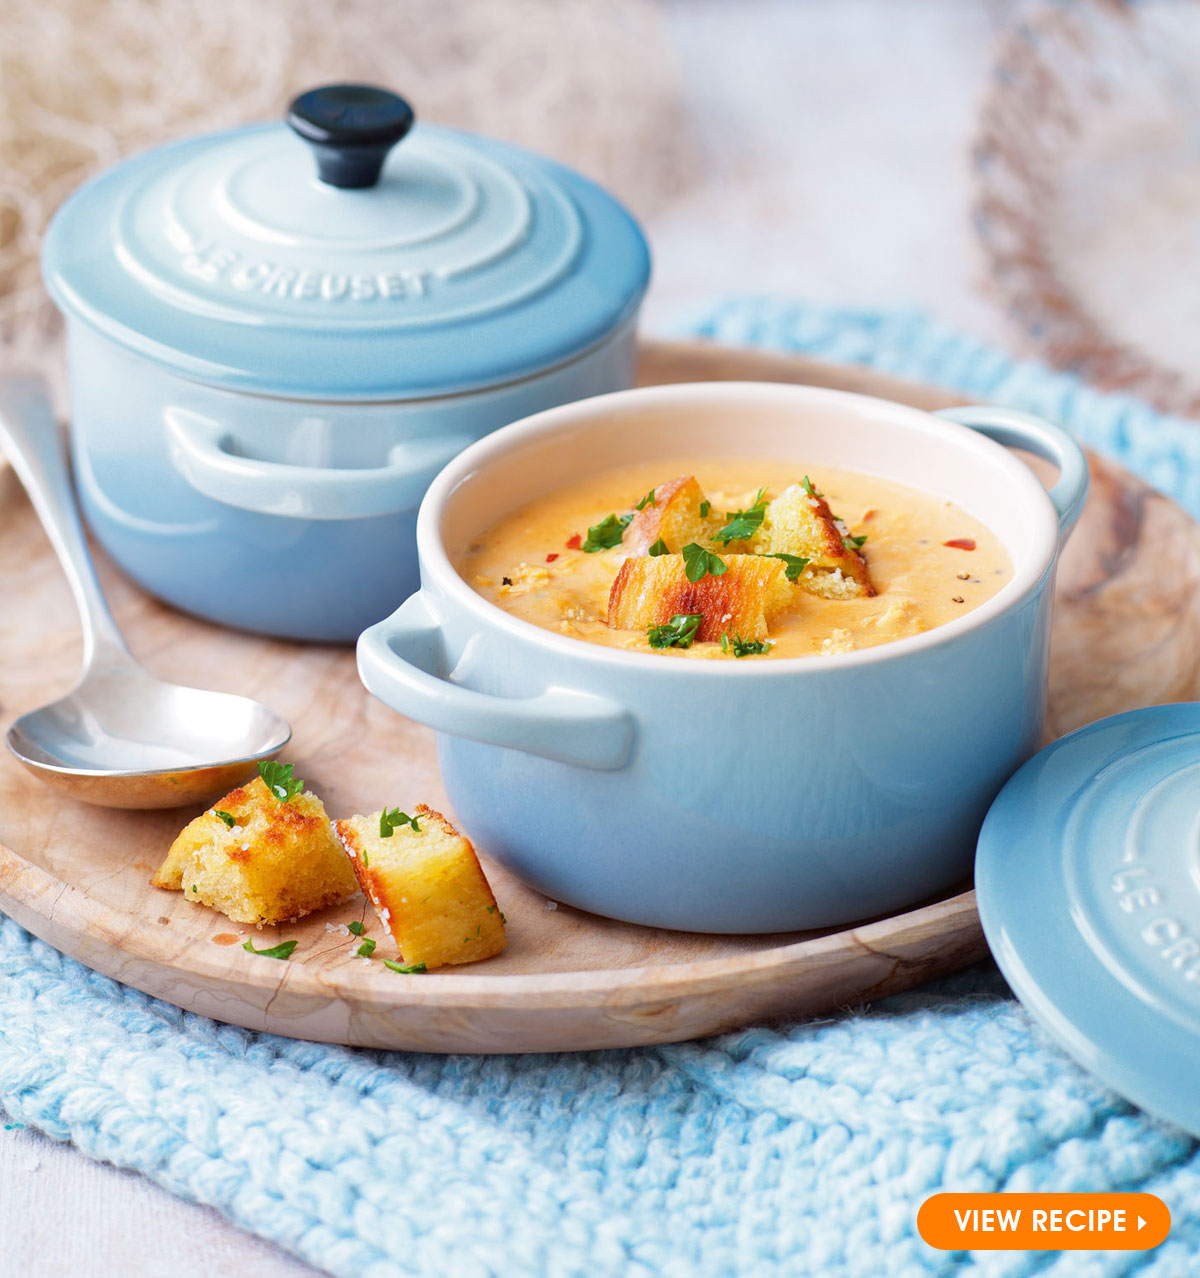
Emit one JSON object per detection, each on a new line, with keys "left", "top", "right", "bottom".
{"left": 0, "top": 376, "right": 292, "bottom": 809}
{"left": 7, "top": 668, "right": 291, "bottom": 808}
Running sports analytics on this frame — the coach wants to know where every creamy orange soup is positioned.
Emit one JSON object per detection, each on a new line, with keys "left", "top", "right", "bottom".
{"left": 461, "top": 459, "right": 1012, "bottom": 660}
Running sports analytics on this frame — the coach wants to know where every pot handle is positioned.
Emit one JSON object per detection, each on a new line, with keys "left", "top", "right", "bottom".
{"left": 164, "top": 406, "right": 474, "bottom": 520}
{"left": 935, "top": 405, "right": 1089, "bottom": 540}
{"left": 357, "top": 593, "right": 636, "bottom": 771}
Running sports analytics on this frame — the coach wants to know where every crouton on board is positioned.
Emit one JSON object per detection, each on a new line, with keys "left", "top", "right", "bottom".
{"left": 151, "top": 775, "right": 358, "bottom": 925}
{"left": 335, "top": 805, "right": 506, "bottom": 970}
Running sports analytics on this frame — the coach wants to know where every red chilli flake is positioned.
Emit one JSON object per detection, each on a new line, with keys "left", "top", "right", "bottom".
{"left": 566, "top": 533, "right": 582, "bottom": 550}
{"left": 546, "top": 552, "right": 559, "bottom": 563}
{"left": 943, "top": 538, "right": 976, "bottom": 551}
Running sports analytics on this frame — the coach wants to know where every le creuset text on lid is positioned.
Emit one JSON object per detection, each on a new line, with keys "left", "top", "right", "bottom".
{"left": 42, "top": 85, "right": 650, "bottom": 400}
{"left": 977, "top": 702, "right": 1200, "bottom": 1140}
{"left": 40, "top": 86, "right": 649, "bottom": 641}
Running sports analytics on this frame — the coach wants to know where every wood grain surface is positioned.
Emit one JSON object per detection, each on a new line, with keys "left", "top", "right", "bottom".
{"left": 1, "top": 339, "right": 1195, "bottom": 1054}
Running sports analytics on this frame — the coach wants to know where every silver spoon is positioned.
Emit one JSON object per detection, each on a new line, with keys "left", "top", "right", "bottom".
{"left": 0, "top": 375, "right": 291, "bottom": 809}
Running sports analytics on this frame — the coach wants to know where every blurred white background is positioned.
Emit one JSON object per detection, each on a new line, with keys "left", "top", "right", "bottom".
{"left": 647, "top": 0, "right": 1015, "bottom": 341}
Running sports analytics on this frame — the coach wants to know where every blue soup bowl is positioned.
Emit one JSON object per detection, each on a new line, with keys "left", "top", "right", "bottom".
{"left": 357, "top": 382, "right": 1088, "bottom": 933}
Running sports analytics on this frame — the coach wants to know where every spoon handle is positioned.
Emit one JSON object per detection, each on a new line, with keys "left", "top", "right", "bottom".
{"left": 0, "top": 376, "right": 133, "bottom": 669}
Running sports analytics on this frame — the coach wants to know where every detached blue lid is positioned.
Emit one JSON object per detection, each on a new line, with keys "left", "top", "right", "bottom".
{"left": 43, "top": 85, "right": 650, "bottom": 400}
{"left": 977, "top": 703, "right": 1200, "bottom": 1138}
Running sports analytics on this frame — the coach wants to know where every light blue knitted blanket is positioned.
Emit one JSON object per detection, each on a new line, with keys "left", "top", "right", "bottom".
{"left": 4, "top": 301, "right": 1200, "bottom": 1278}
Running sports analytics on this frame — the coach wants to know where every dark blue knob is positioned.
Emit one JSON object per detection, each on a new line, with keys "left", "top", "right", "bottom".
{"left": 287, "top": 84, "right": 415, "bottom": 189}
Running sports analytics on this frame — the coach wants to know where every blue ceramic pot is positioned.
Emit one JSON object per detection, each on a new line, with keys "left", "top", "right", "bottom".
{"left": 358, "top": 382, "right": 1089, "bottom": 933}
{"left": 42, "top": 86, "right": 650, "bottom": 642}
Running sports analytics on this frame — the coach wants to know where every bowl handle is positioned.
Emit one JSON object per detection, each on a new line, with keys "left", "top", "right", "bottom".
{"left": 357, "top": 594, "right": 636, "bottom": 771}
{"left": 164, "top": 406, "right": 474, "bottom": 520}
{"left": 935, "top": 405, "right": 1089, "bottom": 540}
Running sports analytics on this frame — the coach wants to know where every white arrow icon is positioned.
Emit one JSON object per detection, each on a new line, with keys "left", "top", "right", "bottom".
{"left": 1138, "top": 1216, "right": 1146, "bottom": 1232}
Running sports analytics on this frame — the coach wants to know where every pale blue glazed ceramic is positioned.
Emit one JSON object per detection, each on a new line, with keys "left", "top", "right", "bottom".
{"left": 357, "top": 382, "right": 1089, "bottom": 933}
{"left": 977, "top": 703, "right": 1200, "bottom": 1139}
{"left": 41, "top": 87, "right": 650, "bottom": 641}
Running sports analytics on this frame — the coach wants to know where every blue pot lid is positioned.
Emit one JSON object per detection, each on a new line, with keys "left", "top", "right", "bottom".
{"left": 976, "top": 703, "right": 1200, "bottom": 1137}
{"left": 42, "top": 85, "right": 650, "bottom": 400}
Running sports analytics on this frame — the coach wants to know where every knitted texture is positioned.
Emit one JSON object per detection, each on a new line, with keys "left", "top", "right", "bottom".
{"left": 4, "top": 300, "right": 1200, "bottom": 1277}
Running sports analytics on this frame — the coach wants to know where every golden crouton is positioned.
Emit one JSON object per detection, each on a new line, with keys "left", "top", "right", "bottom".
{"left": 608, "top": 553, "right": 792, "bottom": 643}
{"left": 754, "top": 480, "right": 875, "bottom": 598}
{"left": 622, "top": 474, "right": 719, "bottom": 555}
{"left": 152, "top": 774, "right": 358, "bottom": 925}
{"left": 334, "top": 805, "right": 506, "bottom": 970}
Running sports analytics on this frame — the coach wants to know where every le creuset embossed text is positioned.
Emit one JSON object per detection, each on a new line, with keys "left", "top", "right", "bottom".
{"left": 358, "top": 382, "right": 1088, "bottom": 934}
{"left": 42, "top": 85, "right": 650, "bottom": 641}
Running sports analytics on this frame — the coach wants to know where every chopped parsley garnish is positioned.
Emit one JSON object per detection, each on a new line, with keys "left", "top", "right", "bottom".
{"left": 648, "top": 613, "right": 702, "bottom": 649}
{"left": 681, "top": 542, "right": 728, "bottom": 582}
{"left": 802, "top": 475, "right": 819, "bottom": 498}
{"left": 384, "top": 960, "right": 428, "bottom": 974}
{"left": 699, "top": 501, "right": 711, "bottom": 519}
{"left": 356, "top": 938, "right": 377, "bottom": 958}
{"left": 648, "top": 537, "right": 670, "bottom": 557}
{"left": 348, "top": 920, "right": 366, "bottom": 936}
{"left": 258, "top": 760, "right": 304, "bottom": 803}
{"left": 582, "top": 512, "right": 634, "bottom": 553}
{"left": 765, "top": 552, "right": 810, "bottom": 581}
{"left": 242, "top": 938, "right": 298, "bottom": 960}
{"left": 842, "top": 533, "right": 868, "bottom": 551}
{"left": 635, "top": 488, "right": 657, "bottom": 510}
{"left": 721, "top": 632, "right": 771, "bottom": 658}
{"left": 213, "top": 809, "right": 236, "bottom": 828}
{"left": 191, "top": 884, "right": 198, "bottom": 893}
{"left": 714, "top": 488, "right": 768, "bottom": 544}
{"left": 361, "top": 850, "right": 370, "bottom": 869}
{"left": 380, "top": 807, "right": 421, "bottom": 837}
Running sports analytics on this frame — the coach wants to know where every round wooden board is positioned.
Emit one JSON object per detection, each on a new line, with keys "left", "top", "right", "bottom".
{"left": 2, "top": 340, "right": 1197, "bottom": 1054}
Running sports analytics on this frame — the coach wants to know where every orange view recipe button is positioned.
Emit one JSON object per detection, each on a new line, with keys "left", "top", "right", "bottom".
{"left": 918, "top": 1194, "right": 1171, "bottom": 1251}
